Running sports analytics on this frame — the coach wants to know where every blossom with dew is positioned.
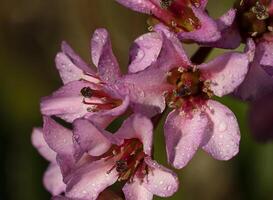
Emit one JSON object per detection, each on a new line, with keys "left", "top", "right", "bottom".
{"left": 40, "top": 28, "right": 130, "bottom": 127}
{"left": 42, "top": 114, "right": 178, "bottom": 200}
{"left": 116, "top": 27, "right": 255, "bottom": 168}
{"left": 204, "top": 0, "right": 273, "bottom": 101}
{"left": 115, "top": 0, "right": 241, "bottom": 43}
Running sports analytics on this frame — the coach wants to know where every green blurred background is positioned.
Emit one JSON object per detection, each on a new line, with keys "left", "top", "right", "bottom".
{"left": 0, "top": 0, "right": 272, "bottom": 199}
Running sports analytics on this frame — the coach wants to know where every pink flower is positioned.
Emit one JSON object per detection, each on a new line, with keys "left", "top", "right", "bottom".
{"left": 205, "top": 0, "right": 273, "bottom": 101}
{"left": 31, "top": 128, "right": 66, "bottom": 195}
{"left": 116, "top": 28, "right": 255, "bottom": 169}
{"left": 115, "top": 0, "right": 239, "bottom": 43}
{"left": 40, "top": 28, "right": 130, "bottom": 126}
{"left": 42, "top": 115, "right": 178, "bottom": 200}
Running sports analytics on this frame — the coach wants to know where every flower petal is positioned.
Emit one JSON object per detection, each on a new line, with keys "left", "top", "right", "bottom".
{"left": 31, "top": 127, "right": 56, "bottom": 162}
{"left": 128, "top": 32, "right": 162, "bottom": 73}
{"left": 164, "top": 109, "right": 212, "bottom": 169}
{"left": 66, "top": 158, "right": 118, "bottom": 200}
{"left": 55, "top": 42, "right": 95, "bottom": 84}
{"left": 202, "top": 100, "right": 240, "bottom": 160}
{"left": 43, "top": 163, "right": 66, "bottom": 196}
{"left": 234, "top": 41, "right": 273, "bottom": 100}
{"left": 73, "top": 118, "right": 112, "bottom": 158}
{"left": 43, "top": 116, "right": 74, "bottom": 156}
{"left": 115, "top": 114, "right": 153, "bottom": 156}
{"left": 123, "top": 177, "right": 153, "bottom": 200}
{"left": 203, "top": 9, "right": 241, "bottom": 49}
{"left": 115, "top": 0, "right": 155, "bottom": 14}
{"left": 40, "top": 80, "right": 97, "bottom": 123}
{"left": 178, "top": 7, "right": 220, "bottom": 43}
{"left": 142, "top": 157, "right": 179, "bottom": 197}
{"left": 91, "top": 28, "right": 121, "bottom": 84}
{"left": 199, "top": 39, "right": 255, "bottom": 97}
{"left": 260, "top": 41, "right": 273, "bottom": 76}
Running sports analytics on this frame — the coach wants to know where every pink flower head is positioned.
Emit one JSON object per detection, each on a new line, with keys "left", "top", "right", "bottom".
{"left": 206, "top": 0, "right": 273, "bottom": 101}
{"left": 115, "top": 0, "right": 224, "bottom": 43}
{"left": 40, "top": 28, "right": 130, "bottom": 126}
{"left": 117, "top": 28, "right": 255, "bottom": 168}
{"left": 31, "top": 128, "right": 66, "bottom": 196}
{"left": 43, "top": 114, "right": 178, "bottom": 200}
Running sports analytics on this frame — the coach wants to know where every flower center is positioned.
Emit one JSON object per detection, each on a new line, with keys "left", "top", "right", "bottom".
{"left": 234, "top": 0, "right": 273, "bottom": 38}
{"left": 80, "top": 86, "right": 122, "bottom": 112}
{"left": 148, "top": 0, "right": 201, "bottom": 32}
{"left": 105, "top": 139, "right": 148, "bottom": 182}
{"left": 165, "top": 67, "right": 213, "bottom": 110}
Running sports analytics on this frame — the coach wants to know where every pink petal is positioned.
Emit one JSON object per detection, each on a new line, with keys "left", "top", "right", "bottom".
{"left": 154, "top": 25, "right": 191, "bottom": 66}
{"left": 260, "top": 41, "right": 273, "bottom": 76}
{"left": 66, "top": 158, "right": 118, "bottom": 200}
{"left": 123, "top": 177, "right": 153, "bottom": 200}
{"left": 115, "top": 114, "right": 153, "bottom": 156}
{"left": 55, "top": 42, "right": 94, "bottom": 84}
{"left": 164, "top": 109, "right": 212, "bottom": 169}
{"left": 31, "top": 128, "right": 56, "bottom": 162}
{"left": 43, "top": 116, "right": 74, "bottom": 156}
{"left": 91, "top": 28, "right": 121, "bottom": 84}
{"left": 40, "top": 80, "right": 97, "bottom": 123}
{"left": 116, "top": 68, "right": 170, "bottom": 117}
{"left": 199, "top": 39, "right": 255, "bottom": 97}
{"left": 235, "top": 41, "right": 273, "bottom": 100}
{"left": 115, "top": 0, "right": 155, "bottom": 14}
{"left": 204, "top": 9, "right": 241, "bottom": 49}
{"left": 51, "top": 196, "right": 71, "bottom": 200}
{"left": 43, "top": 163, "right": 66, "bottom": 196}
{"left": 73, "top": 119, "right": 112, "bottom": 158}
{"left": 142, "top": 157, "right": 179, "bottom": 197}
{"left": 178, "top": 7, "right": 220, "bottom": 43}
{"left": 202, "top": 100, "right": 240, "bottom": 160}
{"left": 128, "top": 32, "right": 162, "bottom": 73}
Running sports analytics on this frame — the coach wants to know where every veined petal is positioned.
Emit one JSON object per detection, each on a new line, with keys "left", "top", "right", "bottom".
{"left": 43, "top": 163, "right": 66, "bottom": 196}
{"left": 31, "top": 128, "right": 56, "bottom": 162}
{"left": 115, "top": 0, "right": 155, "bottom": 14}
{"left": 199, "top": 39, "right": 255, "bottom": 97}
{"left": 128, "top": 32, "right": 162, "bottom": 73}
{"left": 202, "top": 100, "right": 240, "bottom": 160}
{"left": 43, "top": 116, "right": 74, "bottom": 156}
{"left": 91, "top": 28, "right": 121, "bottom": 84}
{"left": 123, "top": 177, "right": 153, "bottom": 200}
{"left": 66, "top": 158, "right": 118, "bottom": 200}
{"left": 73, "top": 118, "right": 112, "bottom": 158}
{"left": 164, "top": 109, "right": 212, "bottom": 169}
{"left": 178, "top": 7, "right": 220, "bottom": 43}
{"left": 40, "top": 80, "right": 98, "bottom": 123}
{"left": 115, "top": 114, "right": 154, "bottom": 156}
{"left": 142, "top": 157, "right": 179, "bottom": 197}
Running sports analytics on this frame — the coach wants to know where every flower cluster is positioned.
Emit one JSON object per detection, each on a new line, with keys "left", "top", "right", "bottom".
{"left": 32, "top": 0, "right": 273, "bottom": 199}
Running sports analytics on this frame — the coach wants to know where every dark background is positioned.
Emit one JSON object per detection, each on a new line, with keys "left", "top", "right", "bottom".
{"left": 0, "top": 0, "right": 272, "bottom": 199}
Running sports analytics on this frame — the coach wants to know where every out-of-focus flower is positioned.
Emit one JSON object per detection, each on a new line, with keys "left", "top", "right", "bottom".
{"left": 206, "top": 0, "right": 273, "bottom": 101}
{"left": 248, "top": 92, "right": 273, "bottom": 142}
{"left": 40, "top": 28, "right": 130, "bottom": 126}
{"left": 115, "top": 0, "right": 229, "bottom": 43}
{"left": 116, "top": 28, "right": 255, "bottom": 169}
{"left": 44, "top": 114, "right": 178, "bottom": 200}
{"left": 31, "top": 128, "right": 66, "bottom": 196}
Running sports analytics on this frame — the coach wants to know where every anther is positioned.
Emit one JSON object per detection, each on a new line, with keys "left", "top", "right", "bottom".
{"left": 80, "top": 87, "right": 93, "bottom": 98}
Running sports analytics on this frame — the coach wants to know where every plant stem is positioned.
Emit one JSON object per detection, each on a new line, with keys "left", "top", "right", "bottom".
{"left": 190, "top": 46, "right": 213, "bottom": 64}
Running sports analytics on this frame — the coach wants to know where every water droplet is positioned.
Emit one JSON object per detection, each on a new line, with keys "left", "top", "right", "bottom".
{"left": 218, "top": 122, "right": 227, "bottom": 132}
